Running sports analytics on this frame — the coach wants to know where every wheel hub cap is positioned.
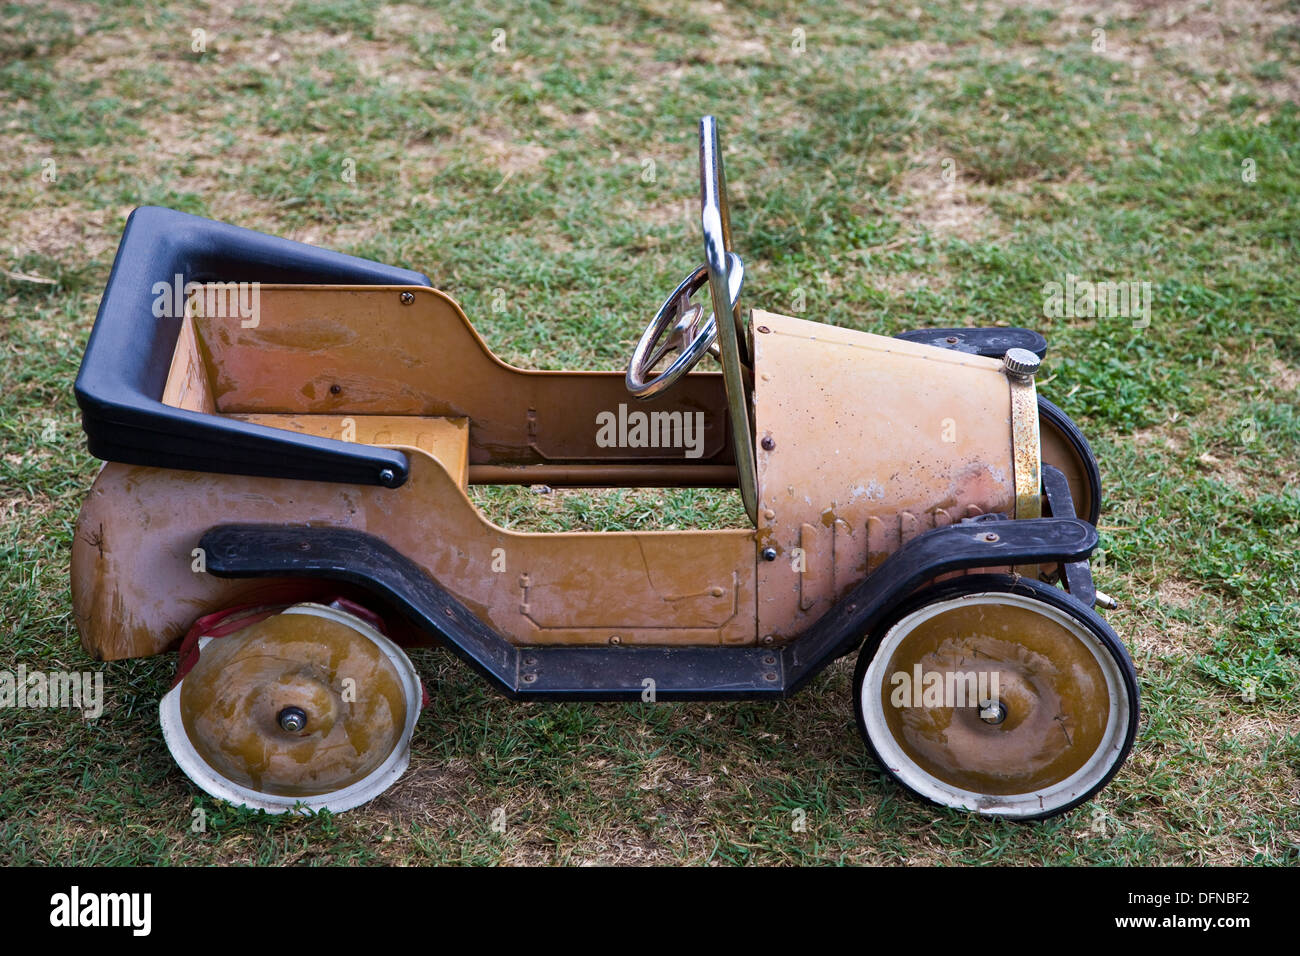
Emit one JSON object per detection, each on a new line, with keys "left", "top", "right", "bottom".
{"left": 161, "top": 603, "right": 421, "bottom": 812}
{"left": 876, "top": 600, "right": 1114, "bottom": 798}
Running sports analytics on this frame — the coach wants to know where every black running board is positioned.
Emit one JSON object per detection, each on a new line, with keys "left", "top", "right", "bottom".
{"left": 198, "top": 511, "right": 1097, "bottom": 701}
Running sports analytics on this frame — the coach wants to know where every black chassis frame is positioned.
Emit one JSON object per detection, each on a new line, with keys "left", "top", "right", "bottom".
{"left": 198, "top": 465, "right": 1101, "bottom": 701}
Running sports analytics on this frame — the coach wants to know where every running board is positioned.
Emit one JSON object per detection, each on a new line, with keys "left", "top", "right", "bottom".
{"left": 199, "top": 515, "right": 1097, "bottom": 701}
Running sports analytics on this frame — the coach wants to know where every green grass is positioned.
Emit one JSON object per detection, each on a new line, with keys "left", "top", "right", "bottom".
{"left": 1, "top": 0, "right": 1297, "bottom": 865}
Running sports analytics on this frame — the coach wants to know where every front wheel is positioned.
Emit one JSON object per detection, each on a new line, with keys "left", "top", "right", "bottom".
{"left": 853, "top": 575, "right": 1138, "bottom": 820}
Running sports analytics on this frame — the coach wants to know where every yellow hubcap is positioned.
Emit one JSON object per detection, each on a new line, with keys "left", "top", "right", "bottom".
{"left": 179, "top": 611, "right": 408, "bottom": 798}
{"left": 862, "top": 592, "right": 1126, "bottom": 814}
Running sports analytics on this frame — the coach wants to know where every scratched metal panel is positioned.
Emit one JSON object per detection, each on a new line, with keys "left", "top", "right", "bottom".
{"left": 751, "top": 310, "right": 1016, "bottom": 643}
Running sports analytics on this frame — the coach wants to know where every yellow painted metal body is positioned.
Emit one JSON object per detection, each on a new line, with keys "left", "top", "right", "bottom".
{"left": 73, "top": 287, "right": 1043, "bottom": 661}
{"left": 750, "top": 311, "right": 1019, "bottom": 642}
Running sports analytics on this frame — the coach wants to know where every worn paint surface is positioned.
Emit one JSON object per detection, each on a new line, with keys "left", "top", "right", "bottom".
{"left": 1008, "top": 375, "right": 1042, "bottom": 520}
{"left": 78, "top": 289, "right": 1080, "bottom": 661}
{"left": 72, "top": 451, "right": 757, "bottom": 660}
{"left": 1039, "top": 419, "right": 1095, "bottom": 523}
{"left": 190, "top": 286, "right": 735, "bottom": 486}
{"left": 751, "top": 311, "right": 1017, "bottom": 642}
{"left": 229, "top": 413, "right": 470, "bottom": 488}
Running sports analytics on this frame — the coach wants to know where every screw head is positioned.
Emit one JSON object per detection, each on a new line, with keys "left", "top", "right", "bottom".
{"left": 400, "top": 291, "right": 415, "bottom": 305}
{"left": 378, "top": 468, "right": 397, "bottom": 486}
{"left": 761, "top": 547, "right": 778, "bottom": 561}
{"left": 1003, "top": 348, "right": 1041, "bottom": 380}
{"left": 277, "top": 706, "right": 308, "bottom": 733}
{"left": 761, "top": 436, "right": 776, "bottom": 451}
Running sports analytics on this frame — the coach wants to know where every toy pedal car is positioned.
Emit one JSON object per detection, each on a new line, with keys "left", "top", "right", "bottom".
{"left": 71, "top": 117, "right": 1138, "bottom": 819}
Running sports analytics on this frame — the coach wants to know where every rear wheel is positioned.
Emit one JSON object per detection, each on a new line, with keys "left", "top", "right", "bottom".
{"left": 160, "top": 602, "right": 422, "bottom": 813}
{"left": 853, "top": 575, "right": 1137, "bottom": 820}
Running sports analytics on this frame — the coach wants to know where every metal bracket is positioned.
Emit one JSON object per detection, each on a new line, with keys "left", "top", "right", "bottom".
{"left": 1041, "top": 462, "right": 1097, "bottom": 608}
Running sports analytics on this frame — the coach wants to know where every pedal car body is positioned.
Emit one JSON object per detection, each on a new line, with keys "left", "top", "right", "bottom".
{"left": 71, "top": 118, "right": 1136, "bottom": 818}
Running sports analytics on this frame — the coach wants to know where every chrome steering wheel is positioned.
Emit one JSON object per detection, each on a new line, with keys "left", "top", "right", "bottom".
{"left": 626, "top": 119, "right": 751, "bottom": 400}
{"left": 624, "top": 254, "right": 744, "bottom": 400}
{"left": 624, "top": 117, "right": 759, "bottom": 520}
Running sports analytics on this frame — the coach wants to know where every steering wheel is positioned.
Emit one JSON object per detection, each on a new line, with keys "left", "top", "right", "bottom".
{"left": 624, "top": 255, "right": 744, "bottom": 399}
{"left": 626, "top": 119, "right": 750, "bottom": 399}
{"left": 624, "top": 117, "right": 759, "bottom": 520}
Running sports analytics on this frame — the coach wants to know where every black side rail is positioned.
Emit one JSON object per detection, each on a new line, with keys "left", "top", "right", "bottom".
{"left": 75, "top": 206, "right": 433, "bottom": 487}
{"left": 199, "top": 515, "right": 1098, "bottom": 701}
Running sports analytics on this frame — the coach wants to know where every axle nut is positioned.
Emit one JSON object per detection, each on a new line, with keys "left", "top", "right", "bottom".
{"left": 277, "top": 706, "right": 308, "bottom": 734}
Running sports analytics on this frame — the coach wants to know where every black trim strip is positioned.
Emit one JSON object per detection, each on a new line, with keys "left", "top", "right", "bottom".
{"left": 1041, "top": 462, "right": 1097, "bottom": 607}
{"left": 893, "top": 326, "right": 1047, "bottom": 359}
{"left": 1037, "top": 396, "right": 1103, "bottom": 524}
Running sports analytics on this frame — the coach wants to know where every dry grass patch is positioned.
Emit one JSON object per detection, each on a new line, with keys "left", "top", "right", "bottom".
{"left": 896, "top": 152, "right": 995, "bottom": 241}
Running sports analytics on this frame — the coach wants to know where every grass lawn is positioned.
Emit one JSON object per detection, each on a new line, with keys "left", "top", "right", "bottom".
{"left": 1, "top": 0, "right": 1296, "bottom": 865}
